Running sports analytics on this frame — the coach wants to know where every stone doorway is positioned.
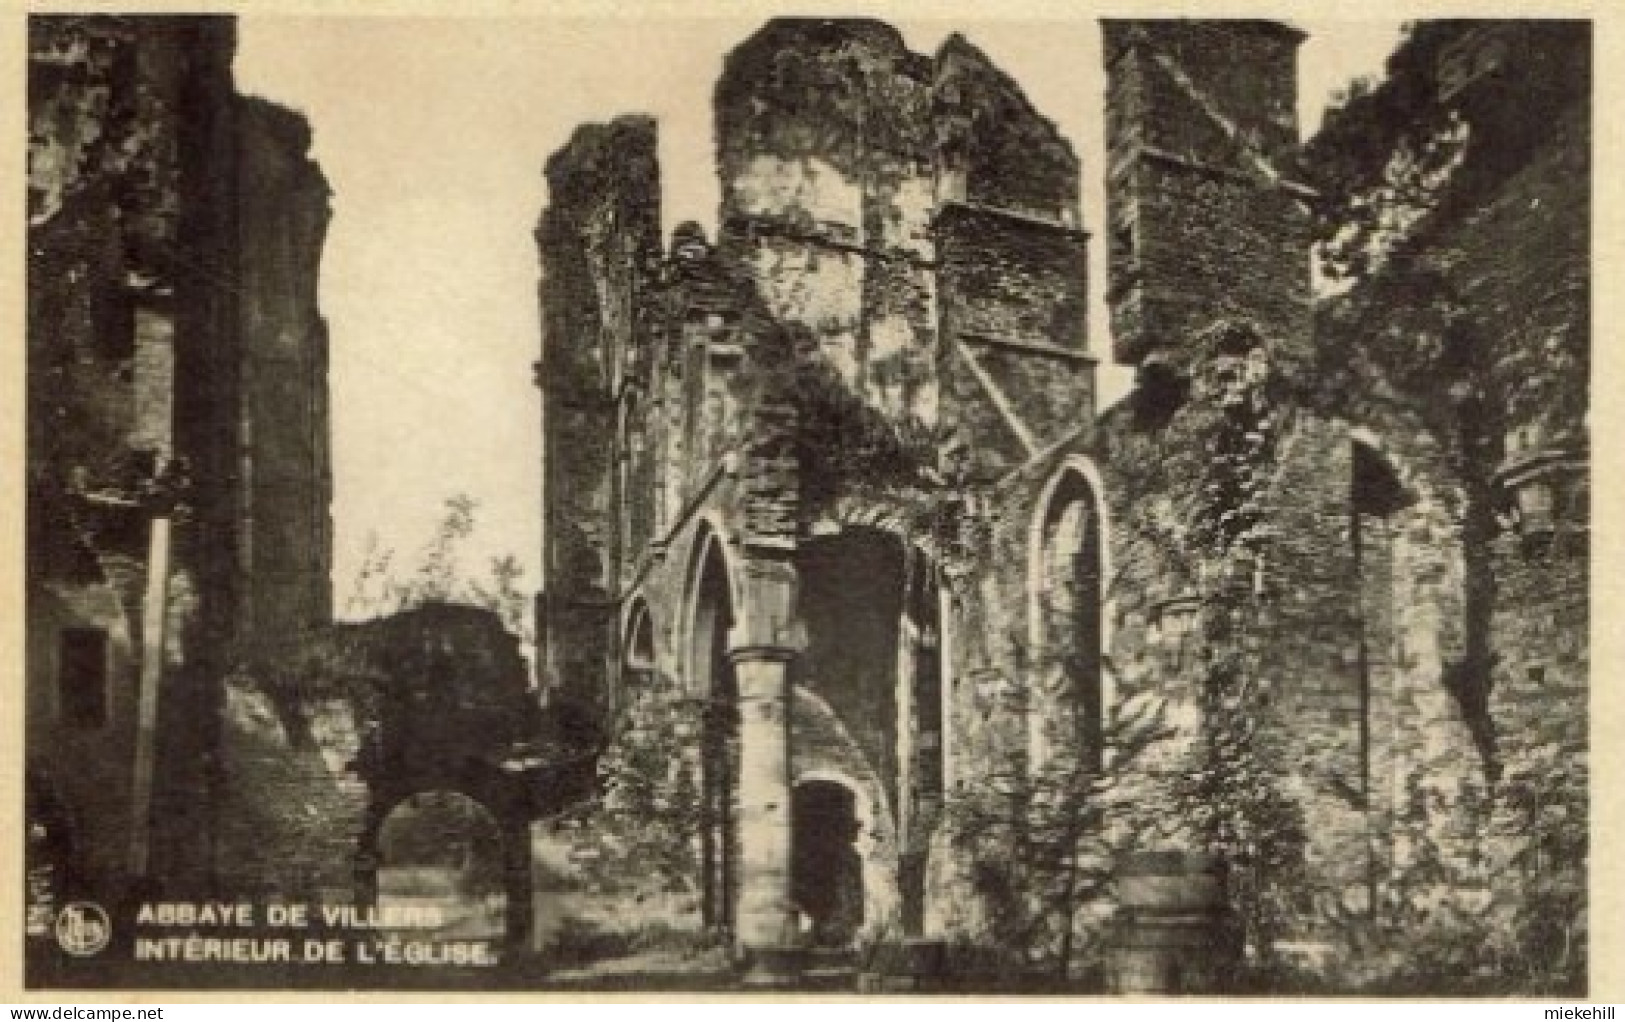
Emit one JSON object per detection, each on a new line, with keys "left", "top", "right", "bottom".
{"left": 791, "top": 779, "right": 864, "bottom": 947}
{"left": 796, "top": 525, "right": 943, "bottom": 938}
{"left": 375, "top": 790, "right": 507, "bottom": 941}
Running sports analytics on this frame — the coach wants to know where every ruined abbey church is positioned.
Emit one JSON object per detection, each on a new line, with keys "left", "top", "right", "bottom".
{"left": 537, "top": 19, "right": 1588, "bottom": 986}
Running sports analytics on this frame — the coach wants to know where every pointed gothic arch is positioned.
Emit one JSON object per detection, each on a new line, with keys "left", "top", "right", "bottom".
{"left": 623, "top": 596, "right": 656, "bottom": 675}
{"left": 681, "top": 522, "right": 741, "bottom": 937}
{"left": 1027, "top": 457, "right": 1112, "bottom": 771}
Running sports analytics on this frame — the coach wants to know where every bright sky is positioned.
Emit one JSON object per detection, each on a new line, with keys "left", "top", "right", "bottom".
{"left": 233, "top": 15, "right": 1404, "bottom": 620}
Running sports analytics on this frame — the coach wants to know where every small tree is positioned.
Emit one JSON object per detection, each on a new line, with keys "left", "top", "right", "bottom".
{"left": 238, "top": 494, "right": 539, "bottom": 751}
{"left": 343, "top": 494, "right": 533, "bottom": 647}
{"left": 552, "top": 672, "right": 708, "bottom": 907}
{"left": 946, "top": 684, "right": 1172, "bottom": 984}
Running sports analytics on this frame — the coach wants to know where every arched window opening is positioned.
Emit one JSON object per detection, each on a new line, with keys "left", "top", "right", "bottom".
{"left": 1032, "top": 470, "right": 1105, "bottom": 773}
{"left": 904, "top": 559, "right": 944, "bottom": 826}
{"left": 900, "top": 547, "right": 943, "bottom": 936}
{"left": 620, "top": 392, "right": 655, "bottom": 559}
{"left": 1351, "top": 439, "right": 1411, "bottom": 799}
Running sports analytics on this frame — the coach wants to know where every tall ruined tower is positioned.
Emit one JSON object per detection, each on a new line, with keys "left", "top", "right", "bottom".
{"left": 535, "top": 117, "right": 662, "bottom": 728}
{"left": 27, "top": 15, "right": 336, "bottom": 902}
{"left": 713, "top": 20, "right": 1093, "bottom": 486}
{"left": 235, "top": 96, "right": 335, "bottom": 647}
{"left": 535, "top": 19, "right": 1099, "bottom": 953}
{"left": 1103, "top": 20, "right": 1311, "bottom": 370}
{"left": 933, "top": 34, "right": 1093, "bottom": 478}
{"left": 1098, "top": 20, "right": 1370, "bottom": 934}
{"left": 713, "top": 20, "right": 942, "bottom": 453}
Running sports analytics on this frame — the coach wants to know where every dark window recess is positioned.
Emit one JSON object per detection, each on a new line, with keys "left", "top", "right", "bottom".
{"left": 97, "top": 285, "right": 137, "bottom": 361}
{"left": 1351, "top": 441, "right": 1412, "bottom": 517}
{"left": 58, "top": 628, "right": 109, "bottom": 728}
{"left": 1110, "top": 218, "right": 1138, "bottom": 265}
{"left": 1133, "top": 356, "right": 1188, "bottom": 425}
{"left": 1108, "top": 215, "right": 1143, "bottom": 298}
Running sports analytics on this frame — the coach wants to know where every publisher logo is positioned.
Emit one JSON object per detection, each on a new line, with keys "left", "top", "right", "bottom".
{"left": 55, "top": 902, "right": 111, "bottom": 957}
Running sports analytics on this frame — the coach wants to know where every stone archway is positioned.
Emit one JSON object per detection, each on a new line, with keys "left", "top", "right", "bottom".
{"left": 352, "top": 749, "right": 579, "bottom": 954}
{"left": 791, "top": 779, "right": 864, "bottom": 947}
{"left": 686, "top": 530, "right": 740, "bottom": 939}
{"left": 374, "top": 790, "right": 507, "bottom": 941}
{"left": 795, "top": 525, "right": 942, "bottom": 936}
{"left": 621, "top": 597, "right": 657, "bottom": 711}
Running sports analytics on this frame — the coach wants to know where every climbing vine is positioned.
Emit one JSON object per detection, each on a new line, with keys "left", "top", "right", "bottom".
{"left": 1306, "top": 34, "right": 1589, "bottom": 992}
{"left": 1177, "top": 322, "right": 1308, "bottom": 976}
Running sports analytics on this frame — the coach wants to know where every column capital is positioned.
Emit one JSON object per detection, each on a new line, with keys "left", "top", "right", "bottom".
{"left": 727, "top": 620, "right": 806, "bottom": 663}
{"left": 726, "top": 641, "right": 801, "bottom": 666}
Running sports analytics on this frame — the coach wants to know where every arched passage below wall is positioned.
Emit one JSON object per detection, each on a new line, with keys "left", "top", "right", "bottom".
{"left": 795, "top": 525, "right": 941, "bottom": 936}
{"left": 791, "top": 779, "right": 864, "bottom": 947}
{"left": 351, "top": 748, "right": 598, "bottom": 954}
{"left": 374, "top": 790, "right": 507, "bottom": 941}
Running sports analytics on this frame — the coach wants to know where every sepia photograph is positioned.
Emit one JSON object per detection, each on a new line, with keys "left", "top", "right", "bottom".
{"left": 17, "top": 7, "right": 1593, "bottom": 997}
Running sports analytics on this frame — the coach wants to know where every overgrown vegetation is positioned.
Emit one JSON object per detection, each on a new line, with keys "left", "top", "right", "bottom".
{"left": 1316, "top": 757, "right": 1585, "bottom": 995}
{"left": 553, "top": 671, "right": 706, "bottom": 903}
{"left": 946, "top": 685, "right": 1171, "bottom": 985}
{"left": 1304, "top": 21, "right": 1590, "bottom": 287}
{"left": 1298, "top": 23, "right": 1590, "bottom": 993}
{"left": 342, "top": 493, "right": 532, "bottom": 646}
{"left": 238, "top": 494, "right": 539, "bottom": 759}
{"left": 1175, "top": 325, "right": 1310, "bottom": 975}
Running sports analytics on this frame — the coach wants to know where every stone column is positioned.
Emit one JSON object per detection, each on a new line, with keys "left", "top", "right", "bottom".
{"left": 730, "top": 641, "right": 799, "bottom": 971}
{"left": 726, "top": 550, "right": 803, "bottom": 980}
